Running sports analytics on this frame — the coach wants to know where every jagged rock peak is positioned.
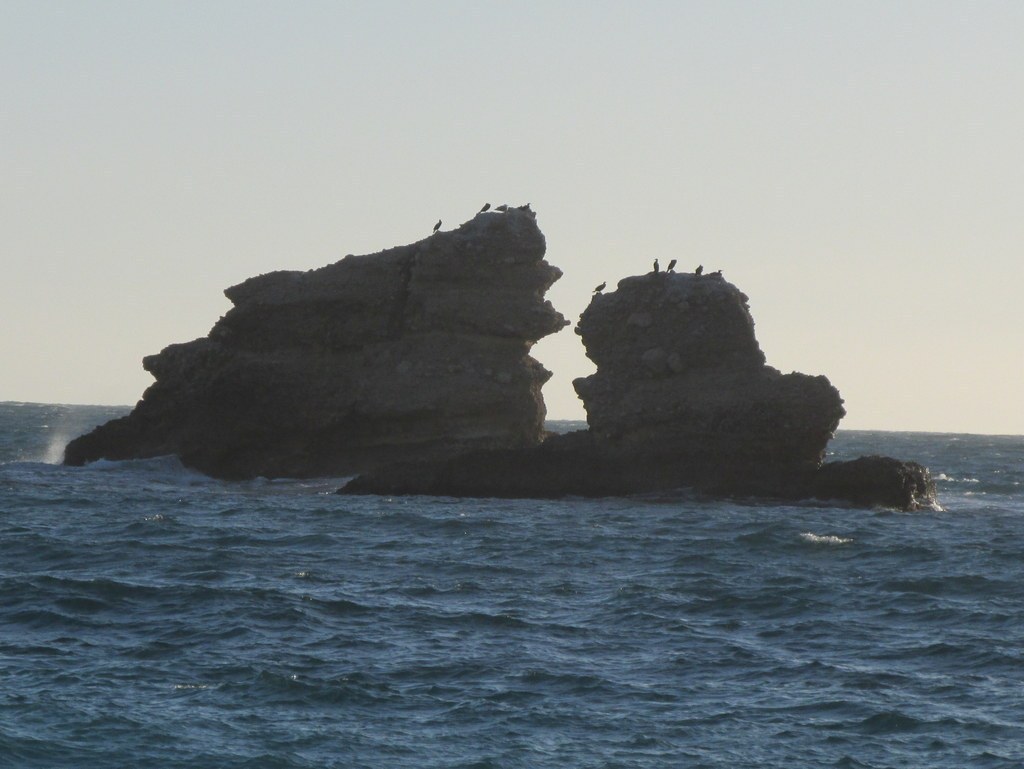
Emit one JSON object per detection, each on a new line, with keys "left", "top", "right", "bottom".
{"left": 213, "top": 208, "right": 566, "bottom": 352}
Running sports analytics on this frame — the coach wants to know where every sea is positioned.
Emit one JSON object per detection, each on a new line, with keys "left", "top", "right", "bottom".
{"left": 1, "top": 402, "right": 1023, "bottom": 769}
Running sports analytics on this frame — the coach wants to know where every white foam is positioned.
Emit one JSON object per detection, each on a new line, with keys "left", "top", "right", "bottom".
{"left": 800, "top": 532, "right": 853, "bottom": 545}
{"left": 86, "top": 455, "right": 208, "bottom": 481}
{"left": 42, "top": 432, "right": 73, "bottom": 464}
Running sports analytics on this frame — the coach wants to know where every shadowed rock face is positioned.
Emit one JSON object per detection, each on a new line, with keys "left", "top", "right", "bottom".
{"left": 64, "top": 209, "right": 568, "bottom": 478}
{"left": 573, "top": 272, "right": 846, "bottom": 475}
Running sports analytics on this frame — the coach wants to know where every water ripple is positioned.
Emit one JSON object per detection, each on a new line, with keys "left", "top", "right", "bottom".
{"left": 2, "top": 410, "right": 1024, "bottom": 768}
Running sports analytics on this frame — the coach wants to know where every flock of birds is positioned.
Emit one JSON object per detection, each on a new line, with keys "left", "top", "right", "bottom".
{"left": 432, "top": 202, "right": 532, "bottom": 234}
{"left": 430, "top": 204, "right": 718, "bottom": 299}
{"left": 593, "top": 261, "right": 720, "bottom": 294}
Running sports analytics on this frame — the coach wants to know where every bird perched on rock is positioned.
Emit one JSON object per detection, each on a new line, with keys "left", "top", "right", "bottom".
{"left": 433, "top": 220, "right": 442, "bottom": 233}
{"left": 593, "top": 281, "right": 606, "bottom": 293}
{"left": 496, "top": 204, "right": 509, "bottom": 212}
{"left": 666, "top": 259, "right": 677, "bottom": 273}
{"left": 653, "top": 259, "right": 660, "bottom": 273}
{"left": 479, "top": 203, "right": 490, "bottom": 213}
{"left": 695, "top": 264, "right": 703, "bottom": 276}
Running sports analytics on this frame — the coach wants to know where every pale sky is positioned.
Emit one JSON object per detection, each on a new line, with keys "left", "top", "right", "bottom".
{"left": 3, "top": 1, "right": 1022, "bottom": 434}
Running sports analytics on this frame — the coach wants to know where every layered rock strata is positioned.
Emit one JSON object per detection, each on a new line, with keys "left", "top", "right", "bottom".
{"left": 64, "top": 208, "right": 567, "bottom": 479}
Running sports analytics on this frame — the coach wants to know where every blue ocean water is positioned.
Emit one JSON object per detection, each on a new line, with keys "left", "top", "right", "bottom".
{"left": 2, "top": 402, "right": 1023, "bottom": 768}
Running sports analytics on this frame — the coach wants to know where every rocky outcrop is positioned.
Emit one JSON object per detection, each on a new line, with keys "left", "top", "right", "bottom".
{"left": 341, "top": 428, "right": 939, "bottom": 510}
{"left": 64, "top": 208, "right": 567, "bottom": 478}
{"left": 64, "top": 205, "right": 937, "bottom": 510}
{"left": 814, "top": 455, "right": 938, "bottom": 511}
{"left": 573, "top": 272, "right": 845, "bottom": 487}
{"left": 342, "top": 270, "right": 939, "bottom": 511}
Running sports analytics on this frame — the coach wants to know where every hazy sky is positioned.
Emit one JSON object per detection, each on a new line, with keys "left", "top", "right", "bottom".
{"left": 3, "top": 1, "right": 1022, "bottom": 434}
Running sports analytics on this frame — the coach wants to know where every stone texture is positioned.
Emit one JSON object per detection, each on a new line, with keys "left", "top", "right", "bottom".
{"left": 64, "top": 208, "right": 567, "bottom": 478}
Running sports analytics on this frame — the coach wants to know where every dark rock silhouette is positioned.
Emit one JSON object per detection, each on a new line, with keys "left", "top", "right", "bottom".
{"left": 343, "top": 271, "right": 938, "bottom": 511}
{"left": 572, "top": 272, "right": 844, "bottom": 490}
{"left": 63, "top": 206, "right": 936, "bottom": 510}
{"left": 64, "top": 209, "right": 567, "bottom": 478}
{"left": 814, "top": 455, "right": 937, "bottom": 510}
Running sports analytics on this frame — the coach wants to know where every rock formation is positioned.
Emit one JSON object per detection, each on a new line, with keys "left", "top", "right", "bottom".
{"left": 342, "top": 271, "right": 938, "bottom": 511}
{"left": 64, "top": 208, "right": 568, "bottom": 478}
{"left": 64, "top": 204, "right": 937, "bottom": 510}
{"left": 572, "top": 271, "right": 845, "bottom": 494}
{"left": 814, "top": 455, "right": 938, "bottom": 511}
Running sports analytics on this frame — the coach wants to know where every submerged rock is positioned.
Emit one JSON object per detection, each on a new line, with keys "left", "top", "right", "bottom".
{"left": 64, "top": 208, "right": 567, "bottom": 478}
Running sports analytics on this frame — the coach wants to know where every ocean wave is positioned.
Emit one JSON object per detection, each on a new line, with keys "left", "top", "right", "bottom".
{"left": 935, "top": 473, "right": 980, "bottom": 483}
{"left": 81, "top": 454, "right": 216, "bottom": 483}
{"left": 3, "top": 406, "right": 1024, "bottom": 768}
{"left": 800, "top": 532, "right": 854, "bottom": 545}
{"left": 857, "top": 710, "right": 928, "bottom": 734}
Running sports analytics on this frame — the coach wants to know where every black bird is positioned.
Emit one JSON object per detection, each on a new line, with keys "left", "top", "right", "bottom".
{"left": 653, "top": 259, "right": 660, "bottom": 273}
{"left": 695, "top": 264, "right": 703, "bottom": 276}
{"left": 593, "top": 281, "right": 606, "bottom": 293}
{"left": 479, "top": 203, "right": 490, "bottom": 213}
{"left": 666, "top": 259, "right": 677, "bottom": 273}
{"left": 433, "top": 220, "right": 442, "bottom": 233}
{"left": 496, "top": 204, "right": 509, "bottom": 212}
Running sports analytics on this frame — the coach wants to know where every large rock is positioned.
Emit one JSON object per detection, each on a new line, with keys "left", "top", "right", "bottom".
{"left": 64, "top": 208, "right": 568, "bottom": 478}
{"left": 573, "top": 272, "right": 846, "bottom": 485}
{"left": 814, "top": 455, "right": 939, "bottom": 511}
